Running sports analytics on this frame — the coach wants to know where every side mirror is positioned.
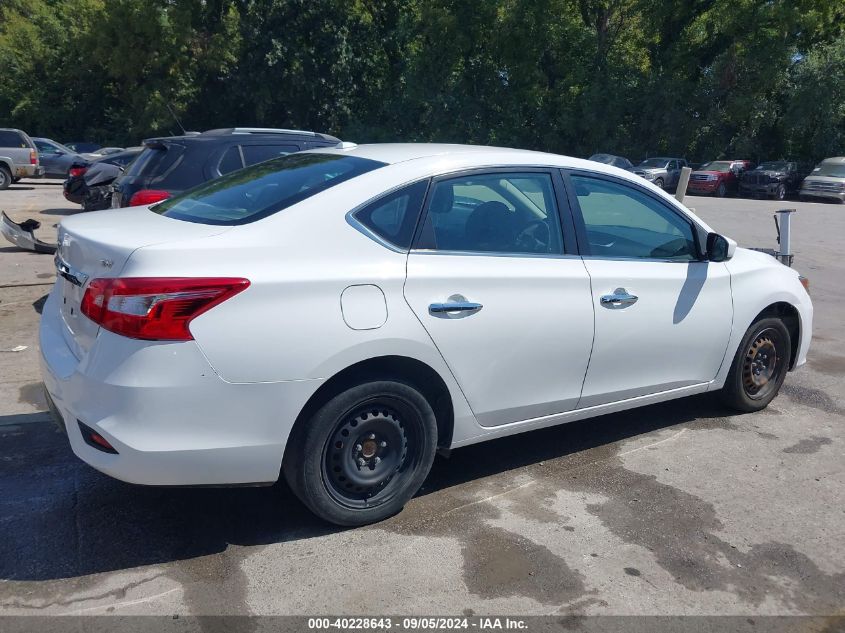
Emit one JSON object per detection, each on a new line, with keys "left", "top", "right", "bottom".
{"left": 706, "top": 232, "right": 736, "bottom": 262}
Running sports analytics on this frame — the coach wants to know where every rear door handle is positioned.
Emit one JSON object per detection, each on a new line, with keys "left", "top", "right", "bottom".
{"left": 600, "top": 288, "right": 638, "bottom": 309}
{"left": 429, "top": 302, "right": 483, "bottom": 314}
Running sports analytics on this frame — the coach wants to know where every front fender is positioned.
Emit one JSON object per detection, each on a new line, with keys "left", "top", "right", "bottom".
{"left": 711, "top": 249, "right": 812, "bottom": 390}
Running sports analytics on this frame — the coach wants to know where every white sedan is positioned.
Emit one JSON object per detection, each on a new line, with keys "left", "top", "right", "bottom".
{"left": 40, "top": 144, "right": 812, "bottom": 525}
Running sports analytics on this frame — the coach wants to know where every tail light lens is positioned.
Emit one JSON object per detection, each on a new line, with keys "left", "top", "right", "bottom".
{"left": 128, "top": 189, "right": 171, "bottom": 207}
{"left": 81, "top": 277, "right": 250, "bottom": 340}
{"left": 69, "top": 166, "right": 87, "bottom": 178}
{"left": 30, "top": 149, "right": 37, "bottom": 165}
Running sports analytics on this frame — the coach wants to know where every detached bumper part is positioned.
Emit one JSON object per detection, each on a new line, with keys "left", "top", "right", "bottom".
{"left": 1, "top": 211, "right": 57, "bottom": 254}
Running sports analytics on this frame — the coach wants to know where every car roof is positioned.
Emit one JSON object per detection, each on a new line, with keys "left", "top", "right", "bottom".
{"left": 820, "top": 157, "right": 845, "bottom": 164}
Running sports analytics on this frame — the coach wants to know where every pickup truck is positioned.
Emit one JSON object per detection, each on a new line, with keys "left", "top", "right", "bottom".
{"left": 0, "top": 128, "right": 44, "bottom": 189}
{"left": 632, "top": 157, "right": 689, "bottom": 190}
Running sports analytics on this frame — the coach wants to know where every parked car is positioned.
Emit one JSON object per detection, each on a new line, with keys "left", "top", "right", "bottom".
{"left": 110, "top": 127, "right": 342, "bottom": 208}
{"left": 799, "top": 157, "right": 845, "bottom": 203}
{"left": 33, "top": 138, "right": 97, "bottom": 179}
{"left": 739, "top": 161, "right": 806, "bottom": 200}
{"left": 64, "top": 141, "right": 102, "bottom": 154}
{"left": 0, "top": 128, "right": 43, "bottom": 189}
{"left": 41, "top": 144, "right": 812, "bottom": 526}
{"left": 632, "top": 157, "right": 689, "bottom": 190}
{"left": 64, "top": 148, "right": 143, "bottom": 211}
{"left": 588, "top": 153, "right": 634, "bottom": 171}
{"left": 687, "top": 160, "right": 753, "bottom": 197}
{"left": 91, "top": 147, "right": 124, "bottom": 157}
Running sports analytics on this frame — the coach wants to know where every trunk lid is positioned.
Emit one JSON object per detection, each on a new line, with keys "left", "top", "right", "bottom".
{"left": 55, "top": 207, "right": 229, "bottom": 358}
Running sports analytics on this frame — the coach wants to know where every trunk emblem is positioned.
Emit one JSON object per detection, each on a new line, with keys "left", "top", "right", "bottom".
{"left": 100, "top": 259, "right": 113, "bottom": 268}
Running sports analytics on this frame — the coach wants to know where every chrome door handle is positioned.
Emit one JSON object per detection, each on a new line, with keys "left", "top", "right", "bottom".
{"left": 429, "top": 302, "right": 483, "bottom": 314}
{"left": 600, "top": 288, "right": 638, "bottom": 308}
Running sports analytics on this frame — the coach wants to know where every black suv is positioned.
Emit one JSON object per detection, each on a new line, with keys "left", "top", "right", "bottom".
{"left": 738, "top": 160, "right": 809, "bottom": 200}
{"left": 111, "top": 128, "right": 341, "bottom": 208}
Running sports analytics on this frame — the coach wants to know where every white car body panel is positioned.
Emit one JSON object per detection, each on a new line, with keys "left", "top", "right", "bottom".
{"left": 578, "top": 259, "right": 733, "bottom": 407}
{"left": 39, "top": 143, "right": 812, "bottom": 486}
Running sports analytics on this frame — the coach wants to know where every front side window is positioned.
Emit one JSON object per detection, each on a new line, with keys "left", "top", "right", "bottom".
{"left": 35, "top": 140, "right": 59, "bottom": 154}
{"left": 152, "top": 153, "right": 385, "bottom": 225}
{"left": 353, "top": 180, "right": 428, "bottom": 249}
{"left": 572, "top": 175, "right": 698, "bottom": 261}
{"left": 416, "top": 172, "right": 564, "bottom": 255}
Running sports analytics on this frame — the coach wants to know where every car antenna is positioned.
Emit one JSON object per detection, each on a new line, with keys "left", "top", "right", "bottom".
{"left": 165, "top": 102, "right": 187, "bottom": 135}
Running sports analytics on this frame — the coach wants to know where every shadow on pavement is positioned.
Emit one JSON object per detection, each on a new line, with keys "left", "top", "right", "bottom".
{"left": 0, "top": 394, "right": 730, "bottom": 582}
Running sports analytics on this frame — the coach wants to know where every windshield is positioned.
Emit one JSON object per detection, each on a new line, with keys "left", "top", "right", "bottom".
{"left": 757, "top": 161, "right": 788, "bottom": 171}
{"left": 589, "top": 154, "right": 614, "bottom": 164}
{"left": 699, "top": 161, "right": 732, "bottom": 172}
{"left": 152, "top": 153, "right": 386, "bottom": 225}
{"left": 812, "top": 162, "right": 845, "bottom": 178}
{"left": 639, "top": 158, "right": 669, "bottom": 168}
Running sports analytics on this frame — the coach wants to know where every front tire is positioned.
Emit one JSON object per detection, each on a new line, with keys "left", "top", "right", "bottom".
{"left": 721, "top": 317, "right": 791, "bottom": 412}
{"left": 716, "top": 182, "right": 727, "bottom": 197}
{"left": 283, "top": 380, "right": 438, "bottom": 526}
{"left": 653, "top": 178, "right": 664, "bottom": 190}
{"left": 775, "top": 184, "right": 786, "bottom": 200}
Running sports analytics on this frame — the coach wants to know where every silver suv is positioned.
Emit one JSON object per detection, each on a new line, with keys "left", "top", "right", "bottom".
{"left": 0, "top": 128, "right": 44, "bottom": 189}
{"left": 799, "top": 157, "right": 845, "bottom": 203}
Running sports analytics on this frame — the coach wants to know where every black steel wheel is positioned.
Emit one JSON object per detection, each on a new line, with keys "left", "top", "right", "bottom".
{"left": 721, "top": 317, "right": 791, "bottom": 412}
{"left": 284, "top": 380, "right": 438, "bottom": 526}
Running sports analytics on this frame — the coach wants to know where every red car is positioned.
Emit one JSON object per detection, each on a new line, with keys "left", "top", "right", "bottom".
{"left": 687, "top": 160, "right": 754, "bottom": 197}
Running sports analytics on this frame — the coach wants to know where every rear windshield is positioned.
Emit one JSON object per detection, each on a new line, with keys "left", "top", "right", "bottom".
{"left": 151, "top": 153, "right": 386, "bottom": 225}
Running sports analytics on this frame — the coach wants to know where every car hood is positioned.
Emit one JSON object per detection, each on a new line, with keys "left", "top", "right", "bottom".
{"left": 744, "top": 170, "right": 784, "bottom": 178}
{"left": 691, "top": 170, "right": 723, "bottom": 177}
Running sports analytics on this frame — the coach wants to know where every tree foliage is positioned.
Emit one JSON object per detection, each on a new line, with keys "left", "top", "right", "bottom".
{"left": 0, "top": 0, "right": 842, "bottom": 162}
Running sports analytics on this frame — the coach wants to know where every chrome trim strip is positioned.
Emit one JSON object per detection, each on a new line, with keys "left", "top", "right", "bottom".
{"left": 54, "top": 253, "right": 88, "bottom": 287}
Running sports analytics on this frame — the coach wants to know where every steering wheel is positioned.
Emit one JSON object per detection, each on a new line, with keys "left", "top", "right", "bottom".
{"left": 515, "top": 219, "right": 551, "bottom": 253}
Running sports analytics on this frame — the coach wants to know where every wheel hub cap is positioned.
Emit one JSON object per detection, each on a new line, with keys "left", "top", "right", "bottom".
{"left": 743, "top": 336, "right": 778, "bottom": 393}
{"left": 325, "top": 407, "right": 408, "bottom": 500}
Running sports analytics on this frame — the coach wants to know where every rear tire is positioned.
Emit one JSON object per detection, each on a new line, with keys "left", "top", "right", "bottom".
{"left": 720, "top": 317, "right": 791, "bottom": 412}
{"left": 283, "top": 380, "right": 438, "bottom": 526}
{"left": 0, "top": 166, "right": 11, "bottom": 190}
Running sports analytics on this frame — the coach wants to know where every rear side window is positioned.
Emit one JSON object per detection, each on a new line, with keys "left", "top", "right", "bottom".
{"left": 125, "top": 145, "right": 184, "bottom": 179}
{"left": 0, "top": 131, "right": 27, "bottom": 148}
{"left": 353, "top": 180, "right": 429, "bottom": 249}
{"left": 218, "top": 146, "right": 243, "bottom": 175}
{"left": 152, "top": 153, "right": 385, "bottom": 225}
{"left": 242, "top": 144, "right": 299, "bottom": 166}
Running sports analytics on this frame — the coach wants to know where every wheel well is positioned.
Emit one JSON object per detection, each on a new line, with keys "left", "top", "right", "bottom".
{"left": 286, "top": 356, "right": 454, "bottom": 457}
{"left": 753, "top": 302, "right": 800, "bottom": 369}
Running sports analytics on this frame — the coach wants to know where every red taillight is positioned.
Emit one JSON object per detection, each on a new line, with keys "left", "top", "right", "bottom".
{"left": 128, "top": 189, "right": 171, "bottom": 207}
{"left": 30, "top": 149, "right": 37, "bottom": 165}
{"left": 69, "top": 166, "right": 87, "bottom": 178}
{"left": 81, "top": 277, "right": 250, "bottom": 341}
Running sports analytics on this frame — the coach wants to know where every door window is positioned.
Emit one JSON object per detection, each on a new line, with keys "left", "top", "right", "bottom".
{"left": 572, "top": 175, "right": 698, "bottom": 261}
{"left": 416, "top": 172, "right": 564, "bottom": 255}
{"left": 354, "top": 180, "right": 428, "bottom": 250}
{"left": 35, "top": 140, "right": 59, "bottom": 154}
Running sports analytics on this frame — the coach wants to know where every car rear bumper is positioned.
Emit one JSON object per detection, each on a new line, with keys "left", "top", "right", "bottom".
{"left": 39, "top": 286, "right": 322, "bottom": 486}
{"left": 13, "top": 165, "right": 44, "bottom": 178}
